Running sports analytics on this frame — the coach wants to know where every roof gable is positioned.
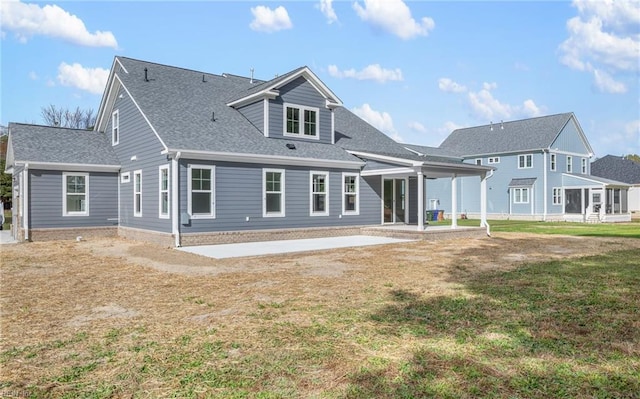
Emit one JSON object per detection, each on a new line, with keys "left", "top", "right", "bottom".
{"left": 439, "top": 113, "right": 576, "bottom": 157}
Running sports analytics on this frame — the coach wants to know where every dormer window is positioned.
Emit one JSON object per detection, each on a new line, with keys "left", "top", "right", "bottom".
{"left": 284, "top": 103, "right": 318, "bottom": 139}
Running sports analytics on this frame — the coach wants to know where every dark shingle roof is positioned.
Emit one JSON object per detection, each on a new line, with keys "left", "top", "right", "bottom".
{"left": 114, "top": 57, "right": 359, "bottom": 164}
{"left": 509, "top": 178, "right": 537, "bottom": 186}
{"left": 8, "top": 123, "right": 119, "bottom": 165}
{"left": 439, "top": 113, "right": 576, "bottom": 157}
{"left": 591, "top": 155, "right": 640, "bottom": 184}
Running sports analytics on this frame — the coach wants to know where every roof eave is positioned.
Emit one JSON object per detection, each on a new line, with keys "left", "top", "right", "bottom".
{"left": 14, "top": 161, "right": 121, "bottom": 172}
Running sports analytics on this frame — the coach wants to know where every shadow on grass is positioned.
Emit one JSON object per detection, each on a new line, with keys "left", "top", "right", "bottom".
{"left": 346, "top": 249, "right": 640, "bottom": 398}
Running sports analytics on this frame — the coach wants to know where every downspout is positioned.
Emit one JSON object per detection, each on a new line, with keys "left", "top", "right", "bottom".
{"left": 23, "top": 164, "right": 29, "bottom": 241}
{"left": 481, "top": 169, "right": 494, "bottom": 236}
{"left": 171, "top": 152, "right": 181, "bottom": 247}
{"left": 543, "top": 150, "right": 548, "bottom": 221}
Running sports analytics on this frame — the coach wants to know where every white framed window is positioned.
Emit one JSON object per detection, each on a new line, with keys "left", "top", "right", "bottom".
{"left": 188, "top": 164, "right": 215, "bottom": 218}
{"left": 310, "top": 171, "right": 329, "bottom": 216}
{"left": 475, "top": 159, "right": 482, "bottom": 165}
{"left": 581, "top": 158, "right": 587, "bottom": 174}
{"left": 283, "top": 103, "right": 319, "bottom": 139}
{"left": 263, "top": 169, "right": 285, "bottom": 217}
{"left": 342, "top": 173, "right": 359, "bottom": 215}
{"left": 518, "top": 154, "right": 533, "bottom": 169}
{"left": 552, "top": 187, "right": 562, "bottom": 205}
{"left": 112, "top": 110, "right": 119, "bottom": 145}
{"left": 63, "top": 172, "right": 88, "bottom": 216}
{"left": 550, "top": 153, "right": 556, "bottom": 171}
{"left": 488, "top": 157, "right": 500, "bottom": 164}
{"left": 120, "top": 172, "right": 130, "bottom": 184}
{"left": 133, "top": 170, "right": 142, "bottom": 217}
{"left": 513, "top": 187, "right": 529, "bottom": 204}
{"left": 159, "top": 165, "right": 169, "bottom": 219}
{"left": 567, "top": 156, "right": 573, "bottom": 173}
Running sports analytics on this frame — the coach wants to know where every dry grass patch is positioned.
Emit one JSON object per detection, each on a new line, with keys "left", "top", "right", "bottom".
{"left": 1, "top": 233, "right": 639, "bottom": 398}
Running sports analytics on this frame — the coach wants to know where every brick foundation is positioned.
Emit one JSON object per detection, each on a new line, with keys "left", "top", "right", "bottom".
{"left": 27, "top": 226, "right": 117, "bottom": 242}
{"left": 118, "top": 226, "right": 175, "bottom": 247}
{"left": 180, "top": 226, "right": 364, "bottom": 246}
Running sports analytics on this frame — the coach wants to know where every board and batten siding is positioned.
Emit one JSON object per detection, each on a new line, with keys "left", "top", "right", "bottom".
{"left": 107, "top": 86, "right": 172, "bottom": 233}
{"left": 179, "top": 159, "right": 380, "bottom": 233}
{"left": 268, "top": 77, "right": 333, "bottom": 144}
{"left": 28, "top": 169, "right": 118, "bottom": 228}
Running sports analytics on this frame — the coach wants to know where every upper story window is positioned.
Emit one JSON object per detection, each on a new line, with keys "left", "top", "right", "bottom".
{"left": 112, "top": 110, "right": 119, "bottom": 145}
{"left": 488, "top": 157, "right": 500, "bottom": 164}
{"left": 567, "top": 156, "right": 573, "bottom": 173}
{"left": 581, "top": 158, "right": 587, "bottom": 174}
{"left": 475, "top": 159, "right": 482, "bottom": 165}
{"left": 63, "top": 172, "right": 88, "bottom": 216}
{"left": 550, "top": 153, "right": 556, "bottom": 171}
{"left": 284, "top": 103, "right": 318, "bottom": 139}
{"left": 310, "top": 171, "right": 329, "bottom": 216}
{"left": 518, "top": 154, "right": 533, "bottom": 169}
{"left": 188, "top": 165, "right": 215, "bottom": 218}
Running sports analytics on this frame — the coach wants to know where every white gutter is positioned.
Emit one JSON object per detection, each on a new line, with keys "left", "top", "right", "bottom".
{"left": 171, "top": 152, "right": 181, "bottom": 247}
{"left": 13, "top": 161, "right": 120, "bottom": 173}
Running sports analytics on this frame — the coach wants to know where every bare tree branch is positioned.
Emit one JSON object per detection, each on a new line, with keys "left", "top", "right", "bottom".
{"left": 40, "top": 104, "right": 96, "bottom": 129}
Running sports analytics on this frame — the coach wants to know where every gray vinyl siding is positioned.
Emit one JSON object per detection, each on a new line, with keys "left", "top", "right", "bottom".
{"left": 268, "top": 77, "right": 332, "bottom": 144}
{"left": 408, "top": 177, "right": 418, "bottom": 224}
{"left": 551, "top": 119, "right": 590, "bottom": 155}
{"left": 237, "top": 101, "right": 264, "bottom": 135}
{"left": 107, "top": 86, "right": 172, "bottom": 233}
{"left": 362, "top": 160, "right": 405, "bottom": 171}
{"left": 179, "top": 159, "right": 380, "bottom": 233}
{"left": 28, "top": 169, "right": 118, "bottom": 228}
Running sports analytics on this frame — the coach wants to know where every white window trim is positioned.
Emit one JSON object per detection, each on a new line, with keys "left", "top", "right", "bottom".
{"left": 488, "top": 157, "right": 500, "bottom": 164}
{"left": 62, "top": 172, "right": 89, "bottom": 216}
{"left": 475, "top": 158, "right": 482, "bottom": 165}
{"left": 552, "top": 187, "right": 563, "bottom": 205}
{"left": 518, "top": 154, "right": 533, "bottom": 169}
{"left": 513, "top": 187, "right": 530, "bottom": 204}
{"left": 342, "top": 172, "right": 359, "bottom": 215}
{"left": 187, "top": 164, "right": 215, "bottom": 219}
{"left": 159, "top": 165, "right": 170, "bottom": 219}
{"left": 112, "top": 110, "right": 119, "bottom": 145}
{"left": 133, "top": 170, "right": 142, "bottom": 217}
{"left": 550, "top": 153, "right": 556, "bottom": 171}
{"left": 120, "top": 171, "right": 130, "bottom": 183}
{"left": 310, "top": 171, "right": 330, "bottom": 216}
{"left": 263, "top": 168, "right": 285, "bottom": 218}
{"left": 283, "top": 103, "right": 320, "bottom": 140}
{"left": 567, "top": 156, "right": 573, "bottom": 173}
{"left": 581, "top": 158, "right": 587, "bottom": 174}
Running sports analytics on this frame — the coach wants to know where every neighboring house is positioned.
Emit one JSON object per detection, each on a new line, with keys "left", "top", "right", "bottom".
{"left": 407, "top": 113, "right": 631, "bottom": 223}
{"left": 4, "top": 56, "right": 491, "bottom": 246}
{"left": 592, "top": 155, "right": 640, "bottom": 214}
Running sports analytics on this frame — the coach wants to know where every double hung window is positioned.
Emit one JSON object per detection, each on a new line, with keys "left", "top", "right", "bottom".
{"left": 264, "top": 169, "right": 285, "bottom": 217}
{"left": 188, "top": 165, "right": 215, "bottom": 218}
{"left": 311, "top": 172, "right": 329, "bottom": 216}
{"left": 284, "top": 104, "right": 318, "bottom": 138}
{"left": 63, "top": 173, "right": 88, "bottom": 216}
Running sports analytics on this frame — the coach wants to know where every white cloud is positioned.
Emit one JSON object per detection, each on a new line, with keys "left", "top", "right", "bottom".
{"left": 351, "top": 103, "right": 402, "bottom": 141}
{"left": 593, "top": 69, "right": 627, "bottom": 93}
{"left": 353, "top": 0, "right": 434, "bottom": 40}
{"left": 328, "top": 64, "right": 403, "bottom": 83}
{"left": 558, "top": 0, "right": 639, "bottom": 94}
{"left": 28, "top": 71, "right": 38, "bottom": 80}
{"left": 317, "top": 0, "right": 338, "bottom": 24}
{"left": 57, "top": 62, "right": 109, "bottom": 95}
{"left": 408, "top": 121, "right": 427, "bottom": 133}
{"left": 249, "top": 5, "right": 293, "bottom": 33}
{"left": 467, "top": 83, "right": 542, "bottom": 121}
{"left": 0, "top": 0, "right": 117, "bottom": 48}
{"left": 438, "top": 78, "right": 467, "bottom": 93}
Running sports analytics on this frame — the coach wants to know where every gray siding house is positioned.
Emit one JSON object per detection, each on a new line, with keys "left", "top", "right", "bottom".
{"left": 592, "top": 155, "right": 640, "bottom": 213}
{"left": 5, "top": 56, "right": 491, "bottom": 246}
{"left": 409, "top": 114, "right": 631, "bottom": 223}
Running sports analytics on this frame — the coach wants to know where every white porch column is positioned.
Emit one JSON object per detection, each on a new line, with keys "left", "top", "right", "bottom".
{"left": 451, "top": 174, "right": 458, "bottom": 229}
{"left": 480, "top": 173, "right": 487, "bottom": 227}
{"left": 417, "top": 170, "right": 424, "bottom": 230}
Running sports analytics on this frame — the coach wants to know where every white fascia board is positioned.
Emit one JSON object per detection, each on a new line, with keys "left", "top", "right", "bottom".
{"left": 462, "top": 149, "right": 545, "bottom": 158}
{"left": 14, "top": 161, "right": 120, "bottom": 173}
{"left": 346, "top": 150, "right": 423, "bottom": 167}
{"left": 95, "top": 57, "right": 124, "bottom": 132}
{"left": 226, "top": 90, "right": 279, "bottom": 108}
{"left": 165, "top": 149, "right": 364, "bottom": 169}
{"left": 361, "top": 167, "right": 414, "bottom": 177}
{"left": 300, "top": 68, "right": 343, "bottom": 106}
{"left": 562, "top": 173, "right": 630, "bottom": 187}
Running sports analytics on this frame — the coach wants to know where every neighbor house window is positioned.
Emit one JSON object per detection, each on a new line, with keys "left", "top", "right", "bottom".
{"left": 550, "top": 154, "right": 556, "bottom": 171}
{"left": 488, "top": 157, "right": 500, "bottom": 164}
{"left": 284, "top": 103, "right": 318, "bottom": 138}
{"left": 513, "top": 187, "right": 529, "bottom": 204}
{"left": 552, "top": 187, "right": 562, "bottom": 205}
{"left": 581, "top": 158, "right": 587, "bottom": 174}
{"left": 159, "top": 165, "right": 169, "bottom": 219}
{"left": 342, "top": 173, "right": 359, "bottom": 215}
{"left": 112, "top": 110, "right": 119, "bottom": 145}
{"left": 475, "top": 159, "right": 482, "bottom": 165}
{"left": 134, "top": 170, "right": 142, "bottom": 217}
{"left": 188, "top": 165, "right": 215, "bottom": 218}
{"left": 263, "top": 169, "right": 285, "bottom": 217}
{"left": 567, "top": 156, "right": 573, "bottom": 173}
{"left": 63, "top": 172, "right": 88, "bottom": 216}
{"left": 310, "top": 171, "right": 329, "bottom": 215}
{"left": 518, "top": 154, "right": 533, "bottom": 169}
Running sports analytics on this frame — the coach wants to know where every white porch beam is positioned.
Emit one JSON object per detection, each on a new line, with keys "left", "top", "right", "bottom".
{"left": 417, "top": 171, "right": 424, "bottom": 230}
{"left": 480, "top": 173, "right": 487, "bottom": 227}
{"left": 451, "top": 174, "right": 458, "bottom": 229}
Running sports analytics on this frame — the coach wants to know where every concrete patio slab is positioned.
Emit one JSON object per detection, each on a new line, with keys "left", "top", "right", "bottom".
{"left": 177, "top": 235, "right": 415, "bottom": 259}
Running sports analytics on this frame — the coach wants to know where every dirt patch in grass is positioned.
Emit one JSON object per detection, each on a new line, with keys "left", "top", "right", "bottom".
{"left": 1, "top": 233, "right": 639, "bottom": 397}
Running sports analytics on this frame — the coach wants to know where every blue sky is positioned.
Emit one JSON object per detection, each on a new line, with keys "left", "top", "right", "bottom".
{"left": 1, "top": 0, "right": 638, "bottom": 158}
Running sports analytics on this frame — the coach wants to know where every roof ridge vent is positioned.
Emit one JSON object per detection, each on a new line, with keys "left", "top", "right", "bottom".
{"left": 250, "top": 68, "right": 254, "bottom": 84}
{"left": 490, "top": 121, "right": 493, "bottom": 131}
{"left": 500, "top": 120, "right": 504, "bottom": 130}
